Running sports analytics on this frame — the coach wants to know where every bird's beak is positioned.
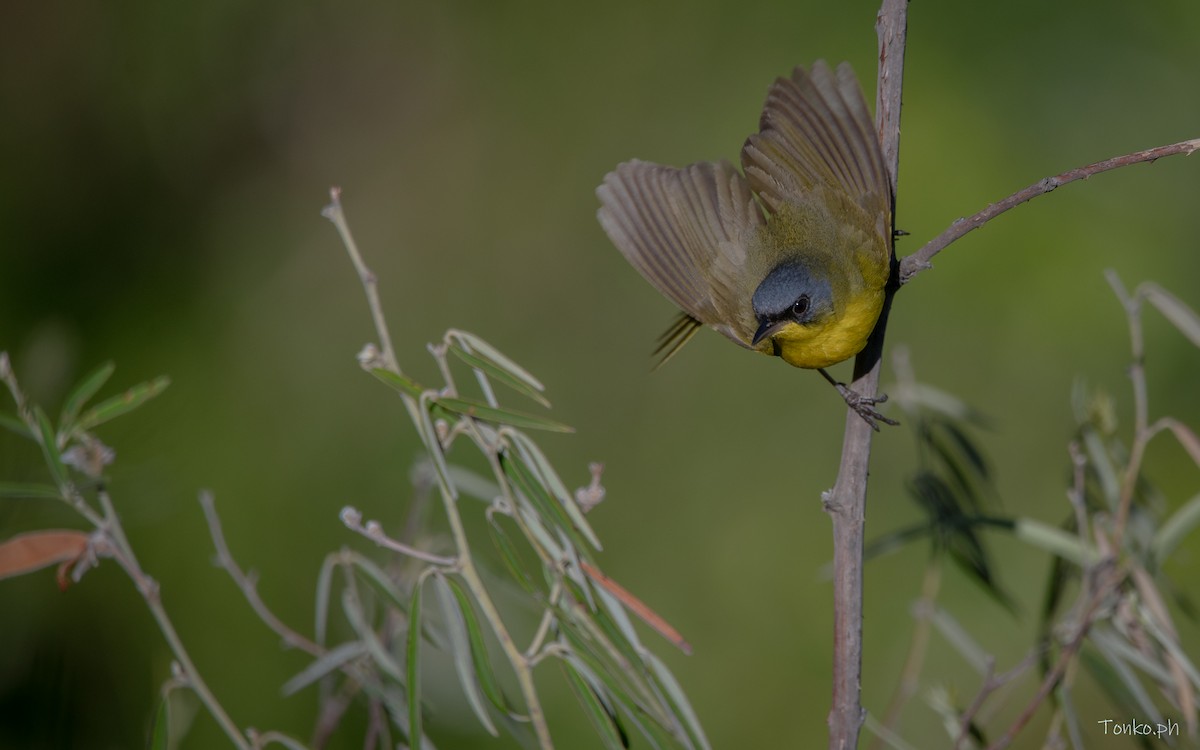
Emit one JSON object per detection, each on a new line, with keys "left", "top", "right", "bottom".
{"left": 751, "top": 318, "right": 782, "bottom": 347}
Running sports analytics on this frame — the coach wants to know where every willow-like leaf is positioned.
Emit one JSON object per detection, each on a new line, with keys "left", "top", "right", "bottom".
{"left": 34, "top": 408, "right": 67, "bottom": 488}
{"left": 448, "top": 344, "right": 551, "bottom": 408}
{"left": 444, "top": 463, "right": 501, "bottom": 504}
{"left": 646, "top": 651, "right": 710, "bottom": 750}
{"left": 282, "top": 641, "right": 367, "bottom": 696}
{"left": 517, "top": 505, "right": 564, "bottom": 563}
{"left": 560, "top": 647, "right": 669, "bottom": 750}
{"left": 1087, "top": 631, "right": 1165, "bottom": 725}
{"left": 409, "top": 394, "right": 456, "bottom": 500}
{"left": 148, "top": 692, "right": 171, "bottom": 750}
{"left": 1142, "top": 282, "right": 1200, "bottom": 349}
{"left": 1153, "top": 492, "right": 1200, "bottom": 563}
{"left": 436, "top": 396, "right": 573, "bottom": 433}
{"left": 350, "top": 553, "right": 411, "bottom": 612}
{"left": 487, "top": 517, "right": 537, "bottom": 594}
{"left": 1082, "top": 428, "right": 1120, "bottom": 511}
{"left": 432, "top": 573, "right": 498, "bottom": 736}
{"left": 1052, "top": 682, "right": 1085, "bottom": 750}
{"left": 558, "top": 628, "right": 663, "bottom": 735}
{"left": 563, "top": 660, "right": 629, "bottom": 750}
{"left": 558, "top": 597, "right": 658, "bottom": 714}
{"left": 446, "top": 330, "right": 546, "bottom": 393}
{"left": 0, "top": 482, "right": 62, "bottom": 500}
{"left": 508, "top": 430, "right": 602, "bottom": 550}
{"left": 443, "top": 574, "right": 516, "bottom": 715}
{"left": 75, "top": 376, "right": 170, "bottom": 433}
{"left": 592, "top": 583, "right": 645, "bottom": 657}
{"left": 0, "top": 412, "right": 30, "bottom": 439}
{"left": 1014, "top": 517, "right": 1098, "bottom": 567}
{"left": 930, "top": 606, "right": 990, "bottom": 674}
{"left": 314, "top": 554, "right": 337, "bottom": 647}
{"left": 59, "top": 361, "right": 115, "bottom": 430}
{"left": 368, "top": 367, "right": 424, "bottom": 397}
{"left": 407, "top": 574, "right": 425, "bottom": 747}
{"left": 501, "top": 451, "right": 588, "bottom": 553}
{"left": 342, "top": 588, "right": 404, "bottom": 683}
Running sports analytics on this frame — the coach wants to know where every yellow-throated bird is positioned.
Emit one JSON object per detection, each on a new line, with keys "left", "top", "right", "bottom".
{"left": 597, "top": 61, "right": 896, "bottom": 428}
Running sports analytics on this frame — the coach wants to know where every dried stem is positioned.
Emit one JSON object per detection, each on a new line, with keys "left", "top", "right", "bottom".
{"left": 322, "top": 187, "right": 400, "bottom": 374}
{"left": 867, "top": 562, "right": 941, "bottom": 750}
{"left": 984, "top": 568, "right": 1120, "bottom": 750}
{"left": 96, "top": 491, "right": 254, "bottom": 750}
{"left": 953, "top": 650, "right": 1039, "bottom": 750}
{"left": 900, "top": 139, "right": 1200, "bottom": 284}
{"left": 825, "top": 3, "right": 908, "bottom": 749}
{"left": 325, "top": 195, "right": 553, "bottom": 747}
{"left": 200, "top": 491, "right": 324, "bottom": 655}
{"left": 1105, "top": 271, "right": 1150, "bottom": 548}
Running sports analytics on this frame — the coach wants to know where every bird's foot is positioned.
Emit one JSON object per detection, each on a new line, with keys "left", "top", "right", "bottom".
{"left": 834, "top": 383, "right": 899, "bottom": 432}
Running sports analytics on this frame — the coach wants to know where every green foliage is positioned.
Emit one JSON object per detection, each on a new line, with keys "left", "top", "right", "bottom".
{"left": 866, "top": 275, "right": 1200, "bottom": 749}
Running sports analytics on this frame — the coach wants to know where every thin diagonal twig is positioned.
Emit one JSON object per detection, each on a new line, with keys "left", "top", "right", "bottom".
{"left": 900, "top": 139, "right": 1200, "bottom": 284}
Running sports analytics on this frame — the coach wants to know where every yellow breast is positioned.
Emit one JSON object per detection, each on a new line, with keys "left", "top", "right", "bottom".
{"left": 770, "top": 288, "right": 885, "bottom": 369}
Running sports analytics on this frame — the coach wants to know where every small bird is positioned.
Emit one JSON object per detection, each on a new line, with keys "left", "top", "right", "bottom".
{"left": 597, "top": 61, "right": 896, "bottom": 428}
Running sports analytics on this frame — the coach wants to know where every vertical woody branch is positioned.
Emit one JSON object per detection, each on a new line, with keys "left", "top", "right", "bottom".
{"left": 825, "top": 1, "right": 908, "bottom": 748}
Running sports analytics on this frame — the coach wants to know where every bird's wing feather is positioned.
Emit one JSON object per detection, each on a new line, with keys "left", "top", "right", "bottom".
{"left": 596, "top": 159, "right": 765, "bottom": 349}
{"left": 741, "top": 61, "right": 891, "bottom": 253}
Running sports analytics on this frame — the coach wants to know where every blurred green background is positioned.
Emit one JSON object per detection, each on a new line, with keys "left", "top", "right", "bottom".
{"left": 2, "top": 0, "right": 1199, "bottom": 748}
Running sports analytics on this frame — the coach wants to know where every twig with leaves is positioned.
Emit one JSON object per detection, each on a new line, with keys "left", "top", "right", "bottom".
{"left": 318, "top": 188, "right": 708, "bottom": 750}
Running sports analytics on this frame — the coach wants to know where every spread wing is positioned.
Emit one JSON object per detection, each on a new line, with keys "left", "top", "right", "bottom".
{"left": 596, "top": 159, "right": 765, "bottom": 360}
{"left": 741, "top": 61, "right": 891, "bottom": 254}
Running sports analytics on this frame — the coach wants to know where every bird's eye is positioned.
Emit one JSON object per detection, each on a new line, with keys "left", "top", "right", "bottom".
{"left": 792, "top": 295, "right": 810, "bottom": 317}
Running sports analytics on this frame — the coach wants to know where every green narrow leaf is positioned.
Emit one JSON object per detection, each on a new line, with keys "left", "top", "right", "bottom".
{"left": 508, "top": 430, "right": 602, "bottom": 550}
{"left": 1014, "top": 517, "right": 1098, "bottom": 567}
{"left": 282, "top": 641, "right": 367, "bottom": 696}
{"left": 435, "top": 396, "right": 573, "bottom": 433}
{"left": 1082, "top": 429, "right": 1120, "bottom": 511}
{"left": 432, "top": 573, "right": 498, "bottom": 736}
{"left": 442, "top": 575, "right": 516, "bottom": 715}
{"left": 516, "top": 505, "right": 564, "bottom": 562}
{"left": 148, "top": 692, "right": 171, "bottom": 750}
{"left": 558, "top": 584, "right": 658, "bottom": 712}
{"left": 1088, "top": 631, "right": 1165, "bottom": 723}
{"left": 407, "top": 574, "right": 425, "bottom": 748}
{"left": 75, "top": 376, "right": 170, "bottom": 432}
{"left": 503, "top": 453, "right": 569, "bottom": 529}
{"left": 59, "top": 361, "right": 115, "bottom": 430}
{"left": 255, "top": 733, "right": 311, "bottom": 750}
{"left": 1153, "top": 492, "right": 1200, "bottom": 563}
{"left": 445, "top": 464, "right": 501, "bottom": 504}
{"left": 350, "top": 553, "right": 411, "bottom": 612}
{"left": 342, "top": 588, "right": 404, "bottom": 683}
{"left": 487, "top": 517, "right": 537, "bottom": 593}
{"left": 0, "top": 482, "right": 63, "bottom": 500}
{"left": 563, "top": 661, "right": 629, "bottom": 750}
{"left": 1052, "top": 683, "right": 1085, "bottom": 750}
{"left": 560, "top": 646, "right": 670, "bottom": 750}
{"left": 591, "top": 582, "right": 644, "bottom": 655}
{"left": 446, "top": 330, "right": 546, "bottom": 393}
{"left": 1136, "top": 603, "right": 1200, "bottom": 690}
{"left": 930, "top": 606, "right": 990, "bottom": 674}
{"left": 447, "top": 345, "right": 551, "bottom": 408}
{"left": 314, "top": 555, "right": 337, "bottom": 647}
{"left": 408, "top": 394, "right": 456, "bottom": 500}
{"left": 501, "top": 450, "right": 588, "bottom": 553}
{"left": 0, "top": 411, "right": 32, "bottom": 439}
{"left": 34, "top": 407, "right": 67, "bottom": 487}
{"left": 368, "top": 367, "right": 424, "bottom": 397}
{"left": 646, "top": 651, "right": 710, "bottom": 750}
{"left": 1143, "top": 282, "right": 1200, "bottom": 349}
